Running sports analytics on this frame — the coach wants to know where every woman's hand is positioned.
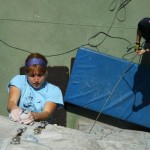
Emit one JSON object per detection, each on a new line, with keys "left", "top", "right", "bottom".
{"left": 20, "top": 110, "right": 34, "bottom": 125}
{"left": 9, "top": 107, "right": 22, "bottom": 122}
{"left": 136, "top": 49, "right": 146, "bottom": 55}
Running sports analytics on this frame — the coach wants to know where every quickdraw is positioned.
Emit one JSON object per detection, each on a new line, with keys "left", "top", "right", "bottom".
{"left": 10, "top": 127, "right": 27, "bottom": 144}
{"left": 34, "top": 121, "right": 48, "bottom": 135}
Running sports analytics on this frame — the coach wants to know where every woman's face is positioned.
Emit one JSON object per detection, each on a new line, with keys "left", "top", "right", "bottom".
{"left": 27, "top": 71, "right": 47, "bottom": 89}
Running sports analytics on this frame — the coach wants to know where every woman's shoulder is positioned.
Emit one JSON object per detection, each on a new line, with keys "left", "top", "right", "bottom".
{"left": 11, "top": 75, "right": 27, "bottom": 83}
{"left": 8, "top": 75, "right": 27, "bottom": 89}
{"left": 45, "top": 82, "right": 61, "bottom": 91}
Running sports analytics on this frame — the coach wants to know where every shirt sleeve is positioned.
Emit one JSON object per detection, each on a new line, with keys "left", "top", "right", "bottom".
{"left": 45, "top": 84, "right": 64, "bottom": 108}
{"left": 7, "top": 75, "right": 25, "bottom": 92}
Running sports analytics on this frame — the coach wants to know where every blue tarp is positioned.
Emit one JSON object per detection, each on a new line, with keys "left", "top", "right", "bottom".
{"left": 64, "top": 47, "right": 150, "bottom": 128}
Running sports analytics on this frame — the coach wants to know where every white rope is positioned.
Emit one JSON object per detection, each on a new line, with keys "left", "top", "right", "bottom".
{"left": 89, "top": 54, "right": 137, "bottom": 134}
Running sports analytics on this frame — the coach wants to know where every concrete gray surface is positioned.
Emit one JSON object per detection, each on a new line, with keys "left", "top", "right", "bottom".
{"left": 0, "top": 115, "right": 150, "bottom": 150}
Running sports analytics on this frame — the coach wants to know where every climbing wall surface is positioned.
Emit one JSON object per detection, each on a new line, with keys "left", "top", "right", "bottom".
{"left": 0, "top": 115, "right": 150, "bottom": 150}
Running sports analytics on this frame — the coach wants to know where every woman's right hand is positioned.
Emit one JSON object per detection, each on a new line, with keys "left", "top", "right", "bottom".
{"left": 9, "top": 107, "right": 22, "bottom": 122}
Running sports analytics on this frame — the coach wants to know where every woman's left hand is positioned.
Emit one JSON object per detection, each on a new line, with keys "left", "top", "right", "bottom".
{"left": 20, "top": 110, "right": 34, "bottom": 125}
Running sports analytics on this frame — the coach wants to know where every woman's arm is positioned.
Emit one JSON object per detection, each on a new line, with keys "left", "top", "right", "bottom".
{"left": 7, "top": 86, "right": 23, "bottom": 122}
{"left": 136, "top": 29, "right": 142, "bottom": 44}
{"left": 32, "top": 101, "right": 57, "bottom": 121}
{"left": 8, "top": 86, "right": 57, "bottom": 122}
{"left": 7, "top": 86, "right": 21, "bottom": 112}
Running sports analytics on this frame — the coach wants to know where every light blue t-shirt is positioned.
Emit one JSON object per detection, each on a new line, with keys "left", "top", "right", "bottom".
{"left": 8, "top": 75, "right": 64, "bottom": 112}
